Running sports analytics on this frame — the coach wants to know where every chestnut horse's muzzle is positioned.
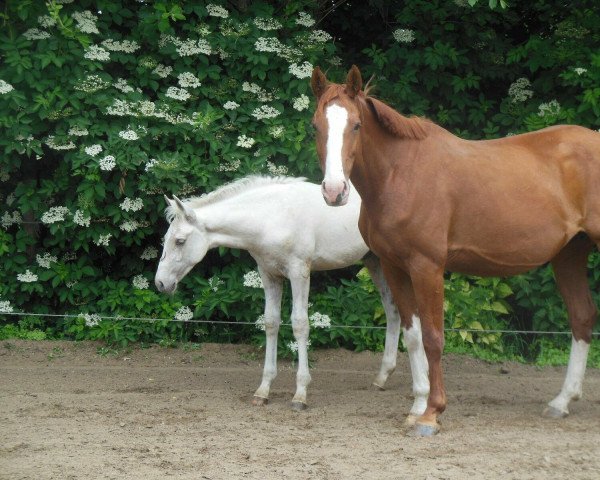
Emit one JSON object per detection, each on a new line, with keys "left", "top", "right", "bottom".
{"left": 321, "top": 179, "right": 350, "bottom": 206}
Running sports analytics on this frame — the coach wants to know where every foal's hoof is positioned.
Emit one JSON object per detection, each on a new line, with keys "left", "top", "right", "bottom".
{"left": 291, "top": 401, "right": 307, "bottom": 411}
{"left": 410, "top": 422, "right": 440, "bottom": 437}
{"left": 543, "top": 405, "right": 568, "bottom": 419}
{"left": 252, "top": 396, "right": 268, "bottom": 406}
{"left": 372, "top": 382, "right": 386, "bottom": 391}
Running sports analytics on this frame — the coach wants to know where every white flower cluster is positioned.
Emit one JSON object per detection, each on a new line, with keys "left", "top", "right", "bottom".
{"left": 251, "top": 105, "right": 281, "bottom": 120}
{"left": 255, "top": 314, "right": 265, "bottom": 331}
{"left": 84, "top": 45, "right": 110, "bottom": 62}
{"left": 114, "top": 78, "right": 134, "bottom": 93}
{"left": 242, "top": 82, "right": 274, "bottom": 102}
{"left": 293, "top": 94, "right": 310, "bottom": 111}
{"left": 309, "top": 312, "right": 332, "bottom": 329}
{"left": 0, "top": 300, "right": 14, "bottom": 314}
{"left": 288, "top": 339, "right": 310, "bottom": 353}
{"left": 208, "top": 276, "right": 224, "bottom": 292}
{"left": 120, "top": 197, "right": 144, "bottom": 212}
{"left": 178, "top": 72, "right": 201, "bottom": 88}
{"left": 106, "top": 99, "right": 196, "bottom": 126}
{"left": 46, "top": 136, "right": 76, "bottom": 151}
{"left": 68, "top": 126, "right": 89, "bottom": 136}
{"left": 119, "top": 129, "right": 139, "bottom": 140}
{"left": 309, "top": 30, "right": 332, "bottom": 43}
{"left": 0, "top": 80, "right": 14, "bottom": 95}
{"left": 255, "top": 37, "right": 284, "bottom": 53}
{"left": 206, "top": 4, "right": 229, "bottom": 18}
{"left": 38, "top": 15, "right": 57, "bottom": 28}
{"left": 74, "top": 74, "right": 110, "bottom": 93}
{"left": 266, "top": 161, "right": 288, "bottom": 176}
{"left": 85, "top": 144, "right": 103, "bottom": 156}
{"left": 99, "top": 155, "right": 116, "bottom": 171}
{"left": 120, "top": 220, "right": 140, "bottom": 232}
{"left": 23, "top": 28, "right": 51, "bottom": 40}
{"left": 140, "top": 246, "right": 158, "bottom": 260}
{"left": 80, "top": 313, "right": 101, "bottom": 327}
{"left": 538, "top": 100, "right": 561, "bottom": 117}
{"left": 243, "top": 270, "right": 263, "bottom": 288}
{"left": 217, "top": 158, "right": 241, "bottom": 172}
{"left": 1, "top": 211, "right": 22, "bottom": 229}
{"left": 94, "top": 233, "right": 112, "bottom": 247}
{"left": 166, "top": 86, "right": 191, "bottom": 101}
{"left": 237, "top": 135, "right": 255, "bottom": 149}
{"left": 393, "top": 28, "right": 415, "bottom": 43}
{"left": 574, "top": 67, "right": 587, "bottom": 75}
{"left": 153, "top": 64, "right": 172, "bottom": 78}
{"left": 41, "top": 206, "right": 70, "bottom": 224}
{"left": 175, "top": 306, "right": 194, "bottom": 321}
{"left": 289, "top": 61, "right": 313, "bottom": 79}
{"left": 160, "top": 35, "right": 212, "bottom": 56}
{"left": 269, "top": 125, "right": 284, "bottom": 138}
{"left": 296, "top": 12, "right": 315, "bottom": 27}
{"left": 132, "top": 274, "right": 149, "bottom": 290}
{"left": 101, "top": 39, "right": 140, "bottom": 53}
{"left": 36, "top": 252, "right": 58, "bottom": 269}
{"left": 144, "top": 158, "right": 158, "bottom": 172}
{"left": 254, "top": 18, "right": 282, "bottom": 30}
{"left": 72, "top": 11, "right": 99, "bottom": 34}
{"left": 17, "top": 270, "right": 38, "bottom": 283}
{"left": 73, "top": 210, "right": 91, "bottom": 227}
{"left": 508, "top": 78, "right": 533, "bottom": 103}
{"left": 223, "top": 101, "right": 239, "bottom": 110}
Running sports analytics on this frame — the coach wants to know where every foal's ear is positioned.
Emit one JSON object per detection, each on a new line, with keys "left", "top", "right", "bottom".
{"left": 311, "top": 66, "right": 328, "bottom": 99}
{"left": 345, "top": 65, "right": 363, "bottom": 99}
{"left": 173, "top": 195, "right": 196, "bottom": 222}
{"left": 164, "top": 195, "right": 174, "bottom": 207}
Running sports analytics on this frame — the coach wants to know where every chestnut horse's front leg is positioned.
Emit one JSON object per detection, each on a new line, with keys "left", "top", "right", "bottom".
{"left": 407, "top": 257, "right": 447, "bottom": 435}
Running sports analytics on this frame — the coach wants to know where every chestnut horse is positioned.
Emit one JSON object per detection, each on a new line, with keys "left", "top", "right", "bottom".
{"left": 310, "top": 65, "right": 600, "bottom": 435}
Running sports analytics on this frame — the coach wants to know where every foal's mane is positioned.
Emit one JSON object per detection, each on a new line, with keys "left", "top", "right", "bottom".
{"left": 318, "top": 84, "right": 429, "bottom": 140}
{"left": 165, "top": 175, "right": 306, "bottom": 222}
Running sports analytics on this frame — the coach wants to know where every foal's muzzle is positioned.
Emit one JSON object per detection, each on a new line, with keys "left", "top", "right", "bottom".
{"left": 155, "top": 278, "right": 177, "bottom": 294}
{"left": 321, "top": 179, "right": 350, "bottom": 206}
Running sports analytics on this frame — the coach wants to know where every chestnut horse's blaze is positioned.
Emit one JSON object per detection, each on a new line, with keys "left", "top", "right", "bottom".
{"left": 311, "top": 65, "right": 600, "bottom": 436}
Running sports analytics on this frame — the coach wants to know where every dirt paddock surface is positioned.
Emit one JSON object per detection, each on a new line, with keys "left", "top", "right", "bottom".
{"left": 1, "top": 341, "right": 599, "bottom": 480}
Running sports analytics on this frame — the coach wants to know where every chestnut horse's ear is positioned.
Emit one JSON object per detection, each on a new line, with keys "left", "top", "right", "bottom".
{"left": 345, "top": 65, "right": 363, "bottom": 99}
{"left": 311, "top": 67, "right": 328, "bottom": 99}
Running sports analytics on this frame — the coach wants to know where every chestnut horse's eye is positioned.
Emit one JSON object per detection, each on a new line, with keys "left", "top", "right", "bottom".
{"left": 353, "top": 123, "right": 361, "bottom": 131}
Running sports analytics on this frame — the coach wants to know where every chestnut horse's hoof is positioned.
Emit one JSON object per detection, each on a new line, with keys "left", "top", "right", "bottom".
{"left": 291, "top": 401, "right": 307, "bottom": 411}
{"left": 410, "top": 422, "right": 440, "bottom": 437}
{"left": 543, "top": 405, "right": 568, "bottom": 419}
{"left": 252, "top": 396, "right": 268, "bottom": 406}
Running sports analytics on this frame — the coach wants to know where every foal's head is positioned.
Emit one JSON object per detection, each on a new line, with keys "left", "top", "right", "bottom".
{"left": 155, "top": 196, "right": 209, "bottom": 294}
{"left": 310, "top": 65, "right": 365, "bottom": 206}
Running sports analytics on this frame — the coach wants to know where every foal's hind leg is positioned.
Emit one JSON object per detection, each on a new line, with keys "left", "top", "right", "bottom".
{"left": 252, "top": 268, "right": 283, "bottom": 406}
{"left": 545, "top": 236, "right": 597, "bottom": 418}
{"left": 363, "top": 254, "right": 401, "bottom": 390}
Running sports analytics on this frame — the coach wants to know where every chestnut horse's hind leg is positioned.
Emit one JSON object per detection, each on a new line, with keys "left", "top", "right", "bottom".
{"left": 545, "top": 235, "right": 597, "bottom": 418}
{"left": 252, "top": 269, "right": 284, "bottom": 406}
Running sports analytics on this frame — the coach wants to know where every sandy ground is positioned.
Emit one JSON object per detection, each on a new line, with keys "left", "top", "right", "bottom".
{"left": 1, "top": 340, "right": 599, "bottom": 480}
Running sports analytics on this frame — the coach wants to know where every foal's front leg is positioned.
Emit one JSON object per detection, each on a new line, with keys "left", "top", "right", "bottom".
{"left": 252, "top": 269, "right": 283, "bottom": 406}
{"left": 289, "top": 268, "right": 312, "bottom": 410}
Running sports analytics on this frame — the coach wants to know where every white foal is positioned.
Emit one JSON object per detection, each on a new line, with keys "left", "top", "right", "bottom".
{"left": 155, "top": 176, "right": 429, "bottom": 413}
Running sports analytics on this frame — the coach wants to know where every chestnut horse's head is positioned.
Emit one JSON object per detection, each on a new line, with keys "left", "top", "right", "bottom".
{"left": 310, "top": 65, "right": 364, "bottom": 206}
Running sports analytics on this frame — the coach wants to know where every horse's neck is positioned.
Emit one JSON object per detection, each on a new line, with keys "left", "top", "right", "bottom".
{"left": 198, "top": 195, "right": 269, "bottom": 251}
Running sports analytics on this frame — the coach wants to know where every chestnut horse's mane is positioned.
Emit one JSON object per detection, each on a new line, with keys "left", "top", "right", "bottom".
{"left": 318, "top": 84, "right": 429, "bottom": 140}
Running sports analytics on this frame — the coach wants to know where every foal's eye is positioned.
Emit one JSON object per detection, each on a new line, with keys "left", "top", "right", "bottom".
{"left": 353, "top": 123, "right": 361, "bottom": 131}
{"left": 175, "top": 238, "right": 186, "bottom": 246}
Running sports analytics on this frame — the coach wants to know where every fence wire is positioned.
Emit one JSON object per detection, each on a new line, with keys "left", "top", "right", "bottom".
{"left": 2, "top": 311, "right": 599, "bottom": 336}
